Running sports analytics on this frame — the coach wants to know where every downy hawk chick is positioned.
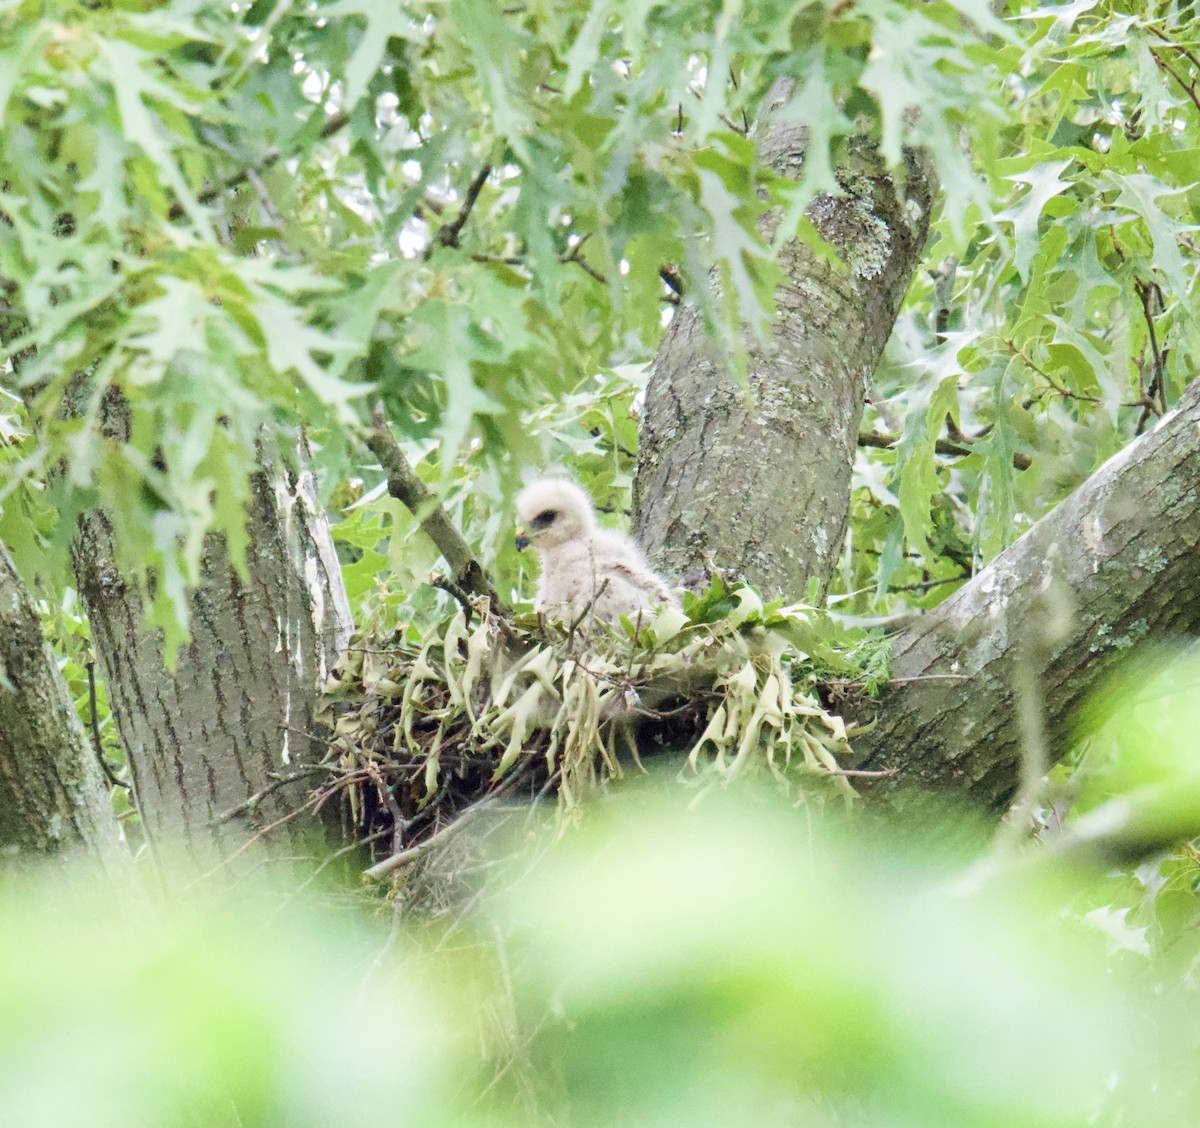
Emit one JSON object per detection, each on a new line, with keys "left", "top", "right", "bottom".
{"left": 515, "top": 479, "right": 678, "bottom": 623}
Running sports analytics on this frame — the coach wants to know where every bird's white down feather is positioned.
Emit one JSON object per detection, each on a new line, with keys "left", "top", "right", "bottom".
{"left": 515, "top": 479, "right": 678, "bottom": 623}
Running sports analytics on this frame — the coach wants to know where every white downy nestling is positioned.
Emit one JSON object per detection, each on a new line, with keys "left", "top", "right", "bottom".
{"left": 514, "top": 479, "right": 678, "bottom": 623}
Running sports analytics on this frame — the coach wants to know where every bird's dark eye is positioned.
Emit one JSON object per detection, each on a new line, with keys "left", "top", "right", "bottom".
{"left": 532, "top": 509, "right": 557, "bottom": 529}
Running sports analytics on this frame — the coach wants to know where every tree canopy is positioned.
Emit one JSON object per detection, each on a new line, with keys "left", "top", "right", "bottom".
{"left": 4, "top": 0, "right": 1198, "bottom": 639}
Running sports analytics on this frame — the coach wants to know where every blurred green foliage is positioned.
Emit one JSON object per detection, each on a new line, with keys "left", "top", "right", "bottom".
{"left": 1056, "top": 645, "right": 1200, "bottom": 861}
{"left": 0, "top": 872, "right": 466, "bottom": 1127}
{"left": 4, "top": 772, "right": 1200, "bottom": 1127}
{"left": 5, "top": 643, "right": 1200, "bottom": 1125}
{"left": 495, "top": 796, "right": 1177, "bottom": 1127}
{"left": 4, "top": 652, "right": 1200, "bottom": 1126}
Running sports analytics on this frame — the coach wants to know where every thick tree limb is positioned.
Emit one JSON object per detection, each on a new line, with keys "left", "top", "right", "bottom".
{"left": 636, "top": 131, "right": 937, "bottom": 597}
{"left": 74, "top": 451, "right": 352, "bottom": 865}
{"left": 852, "top": 376, "right": 1200, "bottom": 808}
{"left": 0, "top": 541, "right": 122, "bottom": 862}
{"left": 366, "top": 409, "right": 495, "bottom": 599}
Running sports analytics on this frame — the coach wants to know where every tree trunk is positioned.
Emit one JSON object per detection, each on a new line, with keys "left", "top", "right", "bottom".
{"left": 851, "top": 376, "right": 1200, "bottom": 808}
{"left": 0, "top": 540, "right": 122, "bottom": 863}
{"left": 635, "top": 134, "right": 936, "bottom": 598}
{"left": 73, "top": 458, "right": 352, "bottom": 866}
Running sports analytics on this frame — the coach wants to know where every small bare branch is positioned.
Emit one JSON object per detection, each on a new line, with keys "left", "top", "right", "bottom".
{"left": 1135, "top": 277, "right": 1168, "bottom": 434}
{"left": 86, "top": 658, "right": 130, "bottom": 792}
{"left": 562, "top": 234, "right": 609, "bottom": 284}
{"left": 857, "top": 429, "right": 1033, "bottom": 472}
{"left": 432, "top": 165, "right": 493, "bottom": 251}
{"left": 209, "top": 766, "right": 329, "bottom": 827}
{"left": 169, "top": 111, "right": 350, "bottom": 220}
{"left": 366, "top": 407, "right": 495, "bottom": 600}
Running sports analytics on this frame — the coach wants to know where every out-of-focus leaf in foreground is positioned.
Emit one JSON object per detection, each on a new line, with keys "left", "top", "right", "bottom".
{"left": 1072, "top": 644, "right": 1200, "bottom": 855}
{"left": 0, "top": 877, "right": 464, "bottom": 1128}
{"left": 491, "top": 795, "right": 1184, "bottom": 1126}
{"left": 5, "top": 785, "right": 1200, "bottom": 1125}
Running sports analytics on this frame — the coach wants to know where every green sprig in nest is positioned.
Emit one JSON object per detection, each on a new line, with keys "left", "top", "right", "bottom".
{"left": 319, "top": 578, "right": 889, "bottom": 875}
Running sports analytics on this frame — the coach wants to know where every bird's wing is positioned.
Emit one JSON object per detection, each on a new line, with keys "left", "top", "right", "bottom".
{"left": 604, "top": 561, "right": 676, "bottom": 608}
{"left": 589, "top": 530, "right": 678, "bottom": 608}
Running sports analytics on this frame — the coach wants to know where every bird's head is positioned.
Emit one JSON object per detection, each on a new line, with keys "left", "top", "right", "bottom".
{"left": 514, "top": 479, "right": 595, "bottom": 551}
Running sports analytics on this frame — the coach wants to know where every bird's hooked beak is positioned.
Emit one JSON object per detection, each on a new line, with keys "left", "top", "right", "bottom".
{"left": 514, "top": 529, "right": 530, "bottom": 551}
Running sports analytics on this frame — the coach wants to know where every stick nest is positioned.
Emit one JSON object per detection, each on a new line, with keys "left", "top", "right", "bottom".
{"left": 317, "top": 579, "right": 887, "bottom": 880}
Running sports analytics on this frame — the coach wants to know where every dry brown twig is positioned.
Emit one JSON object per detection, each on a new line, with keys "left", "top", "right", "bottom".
{"left": 362, "top": 764, "right": 532, "bottom": 881}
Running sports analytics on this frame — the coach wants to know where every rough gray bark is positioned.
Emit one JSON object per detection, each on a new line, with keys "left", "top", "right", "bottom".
{"left": 635, "top": 134, "right": 936, "bottom": 598}
{"left": 852, "top": 376, "right": 1200, "bottom": 808}
{"left": 0, "top": 540, "right": 122, "bottom": 862}
{"left": 73, "top": 460, "right": 351, "bottom": 864}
